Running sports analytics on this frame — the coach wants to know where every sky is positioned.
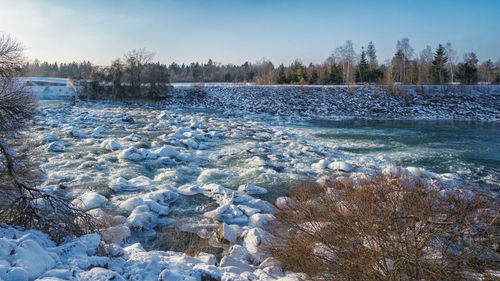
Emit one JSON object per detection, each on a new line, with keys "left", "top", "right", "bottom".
{"left": 0, "top": 0, "right": 499, "bottom": 66}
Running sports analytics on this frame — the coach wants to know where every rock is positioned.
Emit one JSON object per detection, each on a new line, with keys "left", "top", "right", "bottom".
{"left": 12, "top": 239, "right": 56, "bottom": 280}
{"left": 118, "top": 147, "right": 145, "bottom": 162}
{"left": 153, "top": 146, "right": 179, "bottom": 158}
{"left": 227, "top": 245, "right": 250, "bottom": 261}
{"left": 71, "top": 192, "right": 108, "bottom": 211}
{"left": 46, "top": 142, "right": 65, "bottom": 152}
{"left": 328, "top": 161, "right": 354, "bottom": 172}
{"left": 101, "top": 226, "right": 131, "bottom": 244}
{"left": 121, "top": 115, "right": 135, "bottom": 123}
{"left": 5, "top": 267, "right": 28, "bottom": 281}
{"left": 248, "top": 213, "right": 275, "bottom": 228}
{"left": 243, "top": 228, "right": 271, "bottom": 264}
{"left": 219, "top": 256, "right": 254, "bottom": 274}
{"left": 312, "top": 159, "right": 330, "bottom": 172}
{"left": 110, "top": 176, "right": 154, "bottom": 192}
{"left": 275, "top": 196, "right": 294, "bottom": 209}
{"left": 216, "top": 222, "right": 237, "bottom": 244}
{"left": 77, "top": 267, "right": 125, "bottom": 281}
{"left": 238, "top": 184, "right": 268, "bottom": 195}
{"left": 144, "top": 189, "right": 178, "bottom": 206}
{"left": 100, "top": 139, "right": 122, "bottom": 150}
{"left": 41, "top": 134, "right": 58, "bottom": 144}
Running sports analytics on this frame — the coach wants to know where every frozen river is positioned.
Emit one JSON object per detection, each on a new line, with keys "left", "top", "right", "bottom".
{"left": 31, "top": 100, "right": 500, "bottom": 245}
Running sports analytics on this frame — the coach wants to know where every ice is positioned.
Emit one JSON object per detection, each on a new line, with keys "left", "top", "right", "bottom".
{"left": 41, "top": 134, "right": 59, "bottom": 143}
{"left": 101, "top": 226, "right": 131, "bottom": 244}
{"left": 46, "top": 142, "right": 65, "bottom": 152}
{"left": 12, "top": 239, "right": 56, "bottom": 279}
{"left": 71, "top": 191, "right": 108, "bottom": 211}
{"left": 118, "top": 147, "right": 147, "bottom": 161}
{"left": 328, "top": 161, "right": 354, "bottom": 172}
{"left": 216, "top": 222, "right": 238, "bottom": 244}
{"left": 243, "top": 228, "right": 272, "bottom": 264}
{"left": 101, "top": 139, "right": 123, "bottom": 150}
{"left": 238, "top": 183, "right": 268, "bottom": 195}
{"left": 110, "top": 176, "right": 154, "bottom": 192}
{"left": 249, "top": 213, "right": 275, "bottom": 228}
{"left": 153, "top": 145, "right": 179, "bottom": 158}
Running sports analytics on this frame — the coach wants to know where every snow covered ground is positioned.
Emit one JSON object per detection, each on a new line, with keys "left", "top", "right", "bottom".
{"left": 165, "top": 85, "right": 500, "bottom": 121}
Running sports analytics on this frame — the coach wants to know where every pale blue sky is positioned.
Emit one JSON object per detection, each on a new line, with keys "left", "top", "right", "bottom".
{"left": 0, "top": 0, "right": 499, "bottom": 65}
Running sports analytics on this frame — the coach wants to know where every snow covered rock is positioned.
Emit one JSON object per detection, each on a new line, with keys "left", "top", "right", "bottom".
{"left": 12, "top": 239, "right": 56, "bottom": 280}
{"left": 328, "top": 161, "right": 354, "bottom": 172}
{"left": 215, "top": 222, "right": 237, "bottom": 244}
{"left": 100, "top": 139, "right": 122, "bottom": 150}
{"left": 238, "top": 184, "right": 268, "bottom": 195}
{"left": 249, "top": 213, "right": 275, "bottom": 228}
{"left": 153, "top": 145, "right": 179, "bottom": 158}
{"left": 41, "top": 134, "right": 58, "bottom": 144}
{"left": 243, "top": 228, "right": 272, "bottom": 264}
{"left": 101, "top": 225, "right": 131, "bottom": 244}
{"left": 46, "top": 142, "right": 65, "bottom": 152}
{"left": 118, "top": 146, "right": 146, "bottom": 162}
{"left": 71, "top": 191, "right": 108, "bottom": 211}
{"left": 110, "top": 176, "right": 154, "bottom": 192}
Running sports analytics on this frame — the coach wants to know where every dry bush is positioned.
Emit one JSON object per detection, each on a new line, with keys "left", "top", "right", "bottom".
{"left": 153, "top": 222, "right": 222, "bottom": 258}
{"left": 266, "top": 174, "right": 499, "bottom": 280}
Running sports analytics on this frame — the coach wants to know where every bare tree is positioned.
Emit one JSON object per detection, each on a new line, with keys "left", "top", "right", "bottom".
{"left": 0, "top": 35, "right": 95, "bottom": 242}
{"left": 124, "top": 48, "right": 155, "bottom": 89}
{"left": 334, "top": 40, "right": 356, "bottom": 84}
{"left": 445, "top": 43, "right": 457, "bottom": 83}
{"left": 395, "top": 38, "right": 414, "bottom": 83}
{"left": 418, "top": 45, "right": 433, "bottom": 84}
{"left": 0, "top": 34, "right": 24, "bottom": 77}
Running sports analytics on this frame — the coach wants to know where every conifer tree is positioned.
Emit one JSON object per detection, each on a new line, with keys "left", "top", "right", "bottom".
{"left": 276, "top": 64, "right": 286, "bottom": 84}
{"left": 456, "top": 52, "right": 478, "bottom": 85}
{"left": 366, "top": 41, "right": 378, "bottom": 70}
{"left": 430, "top": 44, "right": 449, "bottom": 84}
{"left": 356, "top": 49, "right": 370, "bottom": 83}
{"left": 329, "top": 62, "right": 343, "bottom": 84}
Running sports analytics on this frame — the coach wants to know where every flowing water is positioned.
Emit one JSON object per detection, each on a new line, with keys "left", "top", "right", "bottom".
{"left": 33, "top": 101, "right": 500, "bottom": 235}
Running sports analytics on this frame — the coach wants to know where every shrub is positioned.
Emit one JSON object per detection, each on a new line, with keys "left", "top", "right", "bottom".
{"left": 266, "top": 174, "right": 499, "bottom": 280}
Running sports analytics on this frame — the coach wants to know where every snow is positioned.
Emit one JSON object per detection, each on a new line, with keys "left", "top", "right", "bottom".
{"left": 11, "top": 83, "right": 497, "bottom": 280}
{"left": 238, "top": 183, "right": 268, "bottom": 195}
{"left": 71, "top": 191, "right": 108, "bottom": 211}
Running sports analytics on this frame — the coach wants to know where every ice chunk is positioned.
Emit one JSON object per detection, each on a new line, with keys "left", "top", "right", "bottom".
{"left": 238, "top": 184, "right": 268, "bottom": 195}
{"left": 248, "top": 213, "right": 275, "bottom": 228}
{"left": 328, "top": 161, "right": 353, "bottom": 172}
{"left": 101, "top": 225, "right": 131, "bottom": 244}
{"left": 100, "top": 139, "right": 122, "bottom": 150}
{"left": 118, "top": 147, "right": 145, "bottom": 162}
{"left": 71, "top": 191, "right": 108, "bottom": 211}
{"left": 46, "top": 142, "right": 65, "bottom": 152}
{"left": 110, "top": 176, "right": 154, "bottom": 192}
{"left": 153, "top": 145, "right": 179, "bottom": 158}
{"left": 12, "top": 239, "right": 56, "bottom": 280}
{"left": 41, "top": 134, "right": 58, "bottom": 143}
{"left": 215, "top": 222, "right": 237, "bottom": 244}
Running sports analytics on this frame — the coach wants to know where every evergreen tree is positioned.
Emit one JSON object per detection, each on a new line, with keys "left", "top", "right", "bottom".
{"left": 309, "top": 68, "right": 319, "bottom": 84}
{"left": 456, "top": 52, "right": 478, "bottom": 85}
{"left": 356, "top": 49, "right": 370, "bottom": 83}
{"left": 329, "top": 62, "right": 343, "bottom": 84}
{"left": 430, "top": 44, "right": 449, "bottom": 84}
{"left": 276, "top": 64, "right": 286, "bottom": 84}
{"left": 366, "top": 41, "right": 378, "bottom": 69}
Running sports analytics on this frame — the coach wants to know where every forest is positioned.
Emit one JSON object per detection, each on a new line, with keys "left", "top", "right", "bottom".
{"left": 21, "top": 39, "right": 500, "bottom": 86}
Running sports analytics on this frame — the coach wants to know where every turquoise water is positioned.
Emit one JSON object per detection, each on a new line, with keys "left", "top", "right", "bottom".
{"left": 303, "top": 119, "right": 500, "bottom": 192}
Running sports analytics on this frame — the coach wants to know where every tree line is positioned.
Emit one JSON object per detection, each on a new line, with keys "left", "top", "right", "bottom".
{"left": 21, "top": 39, "right": 500, "bottom": 85}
